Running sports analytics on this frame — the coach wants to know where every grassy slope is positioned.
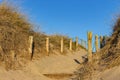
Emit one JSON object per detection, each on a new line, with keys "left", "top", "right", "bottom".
{"left": 0, "top": 3, "right": 86, "bottom": 70}
{"left": 73, "top": 17, "right": 120, "bottom": 80}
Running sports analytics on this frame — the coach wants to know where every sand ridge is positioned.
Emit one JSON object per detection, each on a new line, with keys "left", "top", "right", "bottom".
{"left": 0, "top": 49, "right": 86, "bottom": 80}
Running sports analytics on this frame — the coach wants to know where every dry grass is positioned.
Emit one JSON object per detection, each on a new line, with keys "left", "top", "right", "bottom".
{"left": 73, "top": 17, "right": 120, "bottom": 80}
{"left": 0, "top": 3, "right": 85, "bottom": 70}
{"left": 0, "top": 3, "right": 33, "bottom": 70}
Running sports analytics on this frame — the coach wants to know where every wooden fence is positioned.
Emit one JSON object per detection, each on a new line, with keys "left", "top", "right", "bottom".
{"left": 87, "top": 31, "right": 107, "bottom": 63}
{"left": 26, "top": 36, "right": 87, "bottom": 59}
{"left": 26, "top": 32, "right": 104, "bottom": 60}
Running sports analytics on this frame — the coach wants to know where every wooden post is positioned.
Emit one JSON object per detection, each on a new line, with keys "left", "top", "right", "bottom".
{"left": 29, "top": 36, "right": 33, "bottom": 58}
{"left": 10, "top": 50, "right": 15, "bottom": 61}
{"left": 46, "top": 37, "right": 49, "bottom": 55}
{"left": 95, "top": 35, "right": 99, "bottom": 52}
{"left": 61, "top": 38, "right": 64, "bottom": 53}
{"left": 76, "top": 37, "right": 78, "bottom": 50}
{"left": 69, "top": 38, "right": 72, "bottom": 51}
{"left": 100, "top": 36, "right": 103, "bottom": 48}
{"left": 87, "top": 32, "right": 92, "bottom": 62}
{"left": 0, "top": 46, "right": 4, "bottom": 60}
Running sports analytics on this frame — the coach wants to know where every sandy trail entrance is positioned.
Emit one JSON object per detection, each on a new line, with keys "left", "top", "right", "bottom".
{"left": 0, "top": 49, "right": 87, "bottom": 80}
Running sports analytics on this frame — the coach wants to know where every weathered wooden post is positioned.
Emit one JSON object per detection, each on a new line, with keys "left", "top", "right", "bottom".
{"left": 95, "top": 35, "right": 99, "bottom": 52}
{"left": 100, "top": 36, "right": 103, "bottom": 48}
{"left": 0, "top": 46, "right": 4, "bottom": 60}
{"left": 29, "top": 36, "right": 33, "bottom": 59}
{"left": 46, "top": 37, "right": 49, "bottom": 55}
{"left": 87, "top": 32, "right": 92, "bottom": 62}
{"left": 76, "top": 37, "right": 78, "bottom": 50}
{"left": 69, "top": 38, "right": 72, "bottom": 51}
{"left": 61, "top": 38, "right": 64, "bottom": 53}
{"left": 10, "top": 50, "right": 15, "bottom": 61}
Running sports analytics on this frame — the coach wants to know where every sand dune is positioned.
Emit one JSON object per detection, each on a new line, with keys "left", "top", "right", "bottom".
{"left": 94, "top": 66, "right": 120, "bottom": 80}
{"left": 0, "top": 49, "right": 86, "bottom": 80}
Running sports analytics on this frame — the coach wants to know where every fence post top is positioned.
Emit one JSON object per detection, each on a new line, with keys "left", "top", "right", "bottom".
{"left": 70, "top": 38, "right": 72, "bottom": 40}
{"left": 95, "top": 35, "right": 98, "bottom": 38}
{"left": 100, "top": 36, "right": 103, "bottom": 38}
{"left": 87, "top": 32, "right": 92, "bottom": 40}
{"left": 29, "top": 36, "right": 33, "bottom": 38}
{"left": 46, "top": 37, "right": 49, "bottom": 39}
{"left": 76, "top": 37, "right": 78, "bottom": 39}
{"left": 87, "top": 31, "right": 92, "bottom": 34}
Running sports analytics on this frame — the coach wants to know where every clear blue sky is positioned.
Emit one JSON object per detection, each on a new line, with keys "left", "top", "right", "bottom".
{"left": 5, "top": 0, "right": 120, "bottom": 41}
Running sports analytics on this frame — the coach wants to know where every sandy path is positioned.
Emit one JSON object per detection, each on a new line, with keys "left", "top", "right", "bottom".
{"left": 0, "top": 49, "right": 86, "bottom": 80}
{"left": 94, "top": 66, "right": 120, "bottom": 80}
{"left": 26, "top": 49, "right": 86, "bottom": 74}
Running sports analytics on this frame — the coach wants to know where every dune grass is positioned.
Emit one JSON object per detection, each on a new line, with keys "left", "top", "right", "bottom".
{"left": 0, "top": 2, "right": 86, "bottom": 70}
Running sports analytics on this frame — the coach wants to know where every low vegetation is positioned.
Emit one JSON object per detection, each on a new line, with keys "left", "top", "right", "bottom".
{"left": 0, "top": 2, "right": 85, "bottom": 70}
{"left": 73, "top": 17, "right": 120, "bottom": 80}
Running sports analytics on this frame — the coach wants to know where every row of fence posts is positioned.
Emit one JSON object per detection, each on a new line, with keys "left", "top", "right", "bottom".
{"left": 28, "top": 36, "right": 87, "bottom": 57}
{"left": 29, "top": 33, "right": 104, "bottom": 61}
{"left": 28, "top": 33, "right": 102, "bottom": 61}
{"left": 9, "top": 31, "right": 103, "bottom": 61}
{"left": 45, "top": 37, "right": 85, "bottom": 54}
{"left": 87, "top": 31, "right": 104, "bottom": 62}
